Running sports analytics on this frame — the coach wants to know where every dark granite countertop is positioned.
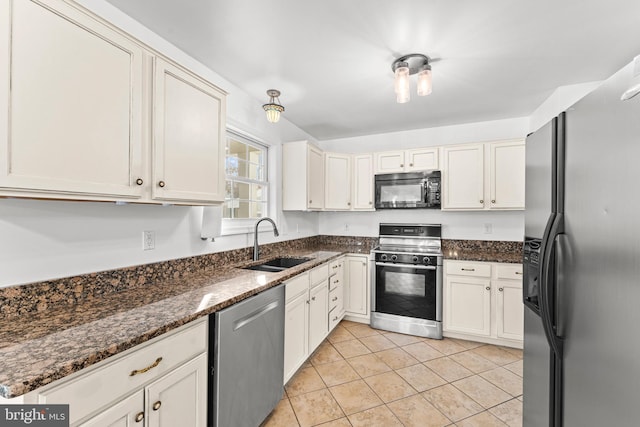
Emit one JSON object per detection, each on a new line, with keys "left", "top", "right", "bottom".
{"left": 0, "top": 248, "right": 347, "bottom": 399}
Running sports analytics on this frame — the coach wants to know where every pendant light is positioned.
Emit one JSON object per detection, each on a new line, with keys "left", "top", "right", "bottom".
{"left": 262, "top": 89, "right": 285, "bottom": 123}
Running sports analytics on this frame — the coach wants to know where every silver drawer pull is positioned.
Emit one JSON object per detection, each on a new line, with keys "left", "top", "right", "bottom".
{"left": 130, "top": 357, "right": 163, "bottom": 376}
{"left": 515, "top": 271, "right": 523, "bottom": 275}
{"left": 461, "top": 268, "right": 475, "bottom": 271}
{"left": 153, "top": 401, "right": 162, "bottom": 411}
{"left": 135, "top": 412, "right": 144, "bottom": 422}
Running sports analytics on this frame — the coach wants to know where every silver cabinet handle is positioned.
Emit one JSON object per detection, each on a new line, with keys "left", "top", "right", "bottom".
{"left": 311, "top": 296, "right": 316, "bottom": 301}
{"left": 485, "top": 286, "right": 491, "bottom": 291}
{"left": 409, "top": 163, "right": 413, "bottom": 167}
{"left": 515, "top": 271, "right": 523, "bottom": 275}
{"left": 400, "top": 163, "right": 404, "bottom": 167}
{"left": 332, "top": 296, "right": 338, "bottom": 302}
{"left": 135, "top": 412, "right": 144, "bottom": 423}
{"left": 369, "top": 201, "right": 372, "bottom": 205}
{"left": 158, "top": 181, "right": 166, "bottom": 188}
{"left": 492, "top": 199, "right": 496, "bottom": 203}
{"left": 309, "top": 200, "right": 312, "bottom": 203}
{"left": 480, "top": 199, "right": 484, "bottom": 204}
{"left": 306, "top": 300, "right": 310, "bottom": 304}
{"left": 461, "top": 268, "right": 475, "bottom": 271}
{"left": 135, "top": 178, "right": 143, "bottom": 186}
{"left": 152, "top": 401, "right": 162, "bottom": 411}
{"left": 332, "top": 316, "right": 338, "bottom": 321}
{"left": 499, "top": 288, "right": 504, "bottom": 292}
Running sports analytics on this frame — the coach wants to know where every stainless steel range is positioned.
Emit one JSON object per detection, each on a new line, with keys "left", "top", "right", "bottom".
{"left": 370, "top": 223, "right": 443, "bottom": 339}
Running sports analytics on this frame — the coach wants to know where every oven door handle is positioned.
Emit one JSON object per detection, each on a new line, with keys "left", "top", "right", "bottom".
{"left": 375, "top": 262, "right": 437, "bottom": 270}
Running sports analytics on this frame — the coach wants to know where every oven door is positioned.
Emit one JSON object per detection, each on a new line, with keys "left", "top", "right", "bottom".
{"left": 374, "top": 262, "right": 441, "bottom": 321}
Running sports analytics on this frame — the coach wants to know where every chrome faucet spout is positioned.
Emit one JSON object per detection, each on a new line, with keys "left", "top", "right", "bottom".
{"left": 253, "top": 217, "right": 280, "bottom": 261}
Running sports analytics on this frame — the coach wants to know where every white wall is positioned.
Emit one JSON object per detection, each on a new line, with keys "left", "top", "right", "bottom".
{"left": 529, "top": 81, "right": 602, "bottom": 132}
{"left": 318, "top": 117, "right": 529, "bottom": 241}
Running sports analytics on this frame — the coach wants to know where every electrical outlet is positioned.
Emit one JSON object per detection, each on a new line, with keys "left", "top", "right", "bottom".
{"left": 142, "top": 230, "right": 155, "bottom": 250}
{"left": 483, "top": 223, "right": 493, "bottom": 234}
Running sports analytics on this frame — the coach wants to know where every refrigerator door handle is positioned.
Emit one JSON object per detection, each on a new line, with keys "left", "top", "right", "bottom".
{"left": 540, "top": 213, "right": 564, "bottom": 357}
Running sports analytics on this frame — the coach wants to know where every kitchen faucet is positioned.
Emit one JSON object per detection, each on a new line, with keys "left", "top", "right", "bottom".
{"left": 253, "top": 217, "right": 279, "bottom": 261}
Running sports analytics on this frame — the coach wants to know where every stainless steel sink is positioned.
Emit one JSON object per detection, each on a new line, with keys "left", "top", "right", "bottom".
{"left": 242, "top": 257, "right": 312, "bottom": 272}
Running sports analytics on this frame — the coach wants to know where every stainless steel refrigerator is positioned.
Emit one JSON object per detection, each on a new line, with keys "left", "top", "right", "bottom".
{"left": 523, "top": 56, "right": 640, "bottom": 426}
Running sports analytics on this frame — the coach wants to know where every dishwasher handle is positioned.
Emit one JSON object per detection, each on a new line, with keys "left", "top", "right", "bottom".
{"left": 233, "top": 300, "right": 280, "bottom": 331}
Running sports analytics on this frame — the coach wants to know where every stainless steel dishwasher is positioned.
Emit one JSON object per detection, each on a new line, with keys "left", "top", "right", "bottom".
{"left": 208, "top": 284, "right": 285, "bottom": 427}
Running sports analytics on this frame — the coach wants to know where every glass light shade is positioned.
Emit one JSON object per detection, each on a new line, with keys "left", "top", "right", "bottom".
{"left": 263, "top": 103, "right": 284, "bottom": 123}
{"left": 394, "top": 65, "right": 410, "bottom": 103}
{"left": 417, "top": 68, "right": 433, "bottom": 96}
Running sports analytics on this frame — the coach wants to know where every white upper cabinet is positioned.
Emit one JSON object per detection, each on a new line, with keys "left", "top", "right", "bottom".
{"left": 152, "top": 58, "right": 226, "bottom": 203}
{"left": 352, "top": 154, "right": 374, "bottom": 210}
{"left": 0, "top": 0, "right": 226, "bottom": 205}
{"left": 405, "top": 148, "right": 439, "bottom": 171}
{"left": 374, "top": 148, "right": 439, "bottom": 174}
{"left": 442, "top": 144, "right": 485, "bottom": 209}
{"left": 282, "top": 141, "right": 325, "bottom": 210}
{"left": 442, "top": 139, "right": 524, "bottom": 211}
{"left": 374, "top": 150, "right": 405, "bottom": 173}
{"left": 489, "top": 140, "right": 525, "bottom": 209}
{"left": 324, "top": 152, "right": 351, "bottom": 210}
{"left": 0, "top": 0, "right": 144, "bottom": 199}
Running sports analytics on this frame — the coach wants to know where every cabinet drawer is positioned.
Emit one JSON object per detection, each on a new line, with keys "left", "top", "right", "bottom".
{"left": 329, "top": 274, "right": 342, "bottom": 291}
{"left": 310, "top": 264, "right": 329, "bottom": 286}
{"left": 495, "top": 264, "right": 523, "bottom": 280}
{"left": 38, "top": 319, "right": 207, "bottom": 425}
{"left": 285, "top": 272, "right": 310, "bottom": 302}
{"left": 329, "top": 285, "right": 342, "bottom": 312}
{"left": 446, "top": 261, "right": 491, "bottom": 277}
{"left": 329, "top": 307, "right": 341, "bottom": 330}
{"left": 329, "top": 259, "right": 343, "bottom": 274}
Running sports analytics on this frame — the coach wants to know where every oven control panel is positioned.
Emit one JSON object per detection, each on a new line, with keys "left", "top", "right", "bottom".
{"left": 375, "top": 252, "right": 438, "bottom": 265}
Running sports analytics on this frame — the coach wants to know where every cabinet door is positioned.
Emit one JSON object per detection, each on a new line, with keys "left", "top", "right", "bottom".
{"left": 344, "top": 256, "right": 368, "bottom": 316}
{"left": 444, "top": 275, "right": 491, "bottom": 336}
{"left": 284, "top": 291, "right": 309, "bottom": 383}
{"left": 0, "top": 0, "right": 144, "bottom": 199}
{"left": 406, "top": 148, "right": 439, "bottom": 171}
{"left": 352, "top": 154, "right": 374, "bottom": 210}
{"left": 374, "top": 151, "right": 405, "bottom": 173}
{"left": 442, "top": 144, "right": 485, "bottom": 209}
{"left": 146, "top": 353, "right": 207, "bottom": 427}
{"left": 308, "top": 282, "right": 329, "bottom": 351}
{"left": 79, "top": 391, "right": 144, "bottom": 427}
{"left": 496, "top": 280, "right": 524, "bottom": 341}
{"left": 153, "top": 58, "right": 226, "bottom": 204}
{"left": 307, "top": 145, "right": 324, "bottom": 209}
{"left": 325, "top": 153, "right": 351, "bottom": 210}
{"left": 489, "top": 140, "right": 525, "bottom": 209}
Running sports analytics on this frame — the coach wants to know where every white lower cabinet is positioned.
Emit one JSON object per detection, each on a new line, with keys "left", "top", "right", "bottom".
{"left": 443, "top": 260, "right": 523, "bottom": 347}
{"left": 80, "top": 354, "right": 207, "bottom": 427}
{"left": 283, "top": 263, "right": 332, "bottom": 384}
{"left": 31, "top": 319, "right": 207, "bottom": 426}
{"left": 328, "top": 257, "right": 345, "bottom": 330}
{"left": 283, "top": 259, "right": 351, "bottom": 384}
{"left": 308, "top": 280, "right": 329, "bottom": 351}
{"left": 344, "top": 255, "right": 369, "bottom": 321}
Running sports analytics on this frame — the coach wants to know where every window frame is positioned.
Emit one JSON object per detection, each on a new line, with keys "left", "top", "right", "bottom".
{"left": 221, "top": 127, "right": 270, "bottom": 234}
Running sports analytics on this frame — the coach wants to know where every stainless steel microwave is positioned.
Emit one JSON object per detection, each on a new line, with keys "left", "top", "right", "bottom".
{"left": 374, "top": 170, "right": 441, "bottom": 209}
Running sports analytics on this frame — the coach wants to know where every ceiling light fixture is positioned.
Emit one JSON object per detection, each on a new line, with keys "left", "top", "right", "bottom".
{"left": 391, "top": 54, "right": 432, "bottom": 103}
{"left": 262, "top": 89, "right": 285, "bottom": 123}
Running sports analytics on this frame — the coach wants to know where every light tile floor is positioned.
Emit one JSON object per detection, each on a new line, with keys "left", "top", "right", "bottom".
{"left": 262, "top": 320, "right": 523, "bottom": 427}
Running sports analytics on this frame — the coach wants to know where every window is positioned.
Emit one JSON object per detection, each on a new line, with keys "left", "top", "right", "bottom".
{"left": 224, "top": 130, "right": 268, "bottom": 219}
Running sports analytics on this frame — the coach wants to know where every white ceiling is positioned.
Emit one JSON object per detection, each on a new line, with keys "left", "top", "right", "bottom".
{"left": 104, "top": 0, "right": 640, "bottom": 141}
